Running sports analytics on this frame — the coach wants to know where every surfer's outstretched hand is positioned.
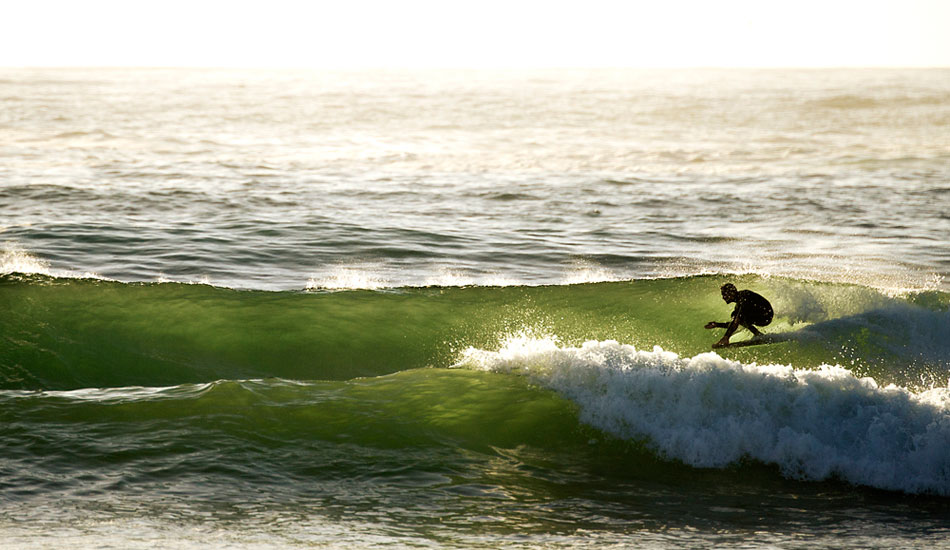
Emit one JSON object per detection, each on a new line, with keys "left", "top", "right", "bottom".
{"left": 704, "top": 322, "right": 718, "bottom": 329}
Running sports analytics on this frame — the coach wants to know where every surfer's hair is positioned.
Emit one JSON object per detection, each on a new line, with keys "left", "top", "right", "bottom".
{"left": 720, "top": 283, "right": 737, "bottom": 293}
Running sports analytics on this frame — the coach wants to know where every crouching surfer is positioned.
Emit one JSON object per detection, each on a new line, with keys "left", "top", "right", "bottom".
{"left": 704, "top": 283, "right": 773, "bottom": 348}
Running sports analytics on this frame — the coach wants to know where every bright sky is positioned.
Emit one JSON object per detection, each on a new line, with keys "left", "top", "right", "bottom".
{"left": 1, "top": 0, "right": 948, "bottom": 68}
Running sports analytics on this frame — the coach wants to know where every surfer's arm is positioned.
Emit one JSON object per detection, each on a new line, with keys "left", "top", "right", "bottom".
{"left": 710, "top": 316, "right": 742, "bottom": 348}
{"left": 712, "top": 302, "right": 744, "bottom": 331}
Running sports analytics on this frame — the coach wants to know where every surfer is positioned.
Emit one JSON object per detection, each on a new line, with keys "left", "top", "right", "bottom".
{"left": 704, "top": 283, "right": 773, "bottom": 348}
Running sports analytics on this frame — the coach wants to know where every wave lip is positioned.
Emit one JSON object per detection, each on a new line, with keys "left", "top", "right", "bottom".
{"left": 458, "top": 336, "right": 950, "bottom": 496}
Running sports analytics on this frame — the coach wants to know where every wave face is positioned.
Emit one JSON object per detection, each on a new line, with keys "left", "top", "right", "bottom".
{"left": 3, "top": 273, "right": 947, "bottom": 391}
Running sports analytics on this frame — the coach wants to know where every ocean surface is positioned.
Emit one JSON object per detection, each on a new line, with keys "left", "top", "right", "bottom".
{"left": 1, "top": 68, "right": 949, "bottom": 548}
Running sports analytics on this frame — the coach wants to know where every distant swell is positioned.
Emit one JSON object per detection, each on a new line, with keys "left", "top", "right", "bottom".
{"left": 458, "top": 336, "right": 950, "bottom": 496}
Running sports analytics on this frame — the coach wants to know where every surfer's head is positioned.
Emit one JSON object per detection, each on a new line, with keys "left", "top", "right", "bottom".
{"left": 720, "top": 283, "right": 738, "bottom": 303}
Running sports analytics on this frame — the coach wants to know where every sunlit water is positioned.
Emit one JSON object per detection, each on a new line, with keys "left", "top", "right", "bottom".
{"left": 2, "top": 68, "right": 947, "bottom": 290}
{"left": 1, "top": 68, "right": 949, "bottom": 548}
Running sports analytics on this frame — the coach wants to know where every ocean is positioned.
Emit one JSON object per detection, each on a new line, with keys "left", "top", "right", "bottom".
{"left": 1, "top": 67, "right": 949, "bottom": 548}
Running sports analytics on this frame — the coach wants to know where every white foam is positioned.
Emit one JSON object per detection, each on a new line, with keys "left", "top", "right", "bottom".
{"left": 423, "top": 268, "right": 518, "bottom": 288}
{"left": 559, "top": 260, "right": 625, "bottom": 285}
{"left": 456, "top": 335, "right": 950, "bottom": 495}
{"left": 303, "top": 260, "right": 630, "bottom": 291}
{"left": 306, "top": 264, "right": 525, "bottom": 291}
{"left": 306, "top": 264, "right": 390, "bottom": 291}
{"left": 0, "top": 243, "right": 52, "bottom": 276}
{"left": 0, "top": 243, "right": 108, "bottom": 280}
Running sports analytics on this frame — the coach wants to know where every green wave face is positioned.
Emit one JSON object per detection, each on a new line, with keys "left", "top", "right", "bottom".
{"left": 1, "top": 369, "right": 588, "bottom": 473}
{"left": 0, "top": 367, "right": 785, "bottom": 527}
{"left": 0, "top": 368, "right": 619, "bottom": 521}
{"left": 2, "top": 274, "right": 948, "bottom": 391}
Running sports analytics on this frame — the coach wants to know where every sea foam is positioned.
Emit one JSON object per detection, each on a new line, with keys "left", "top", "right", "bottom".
{"left": 457, "top": 335, "right": 950, "bottom": 495}
{"left": 0, "top": 243, "right": 106, "bottom": 280}
{"left": 0, "top": 244, "right": 52, "bottom": 276}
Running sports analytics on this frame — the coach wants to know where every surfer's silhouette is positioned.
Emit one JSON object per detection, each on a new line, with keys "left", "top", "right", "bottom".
{"left": 704, "top": 283, "right": 773, "bottom": 348}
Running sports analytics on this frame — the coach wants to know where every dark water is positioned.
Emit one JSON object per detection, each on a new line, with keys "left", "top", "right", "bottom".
{"left": 1, "top": 68, "right": 949, "bottom": 548}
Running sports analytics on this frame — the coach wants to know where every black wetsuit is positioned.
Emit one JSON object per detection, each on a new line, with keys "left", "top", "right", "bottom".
{"left": 732, "top": 290, "right": 773, "bottom": 327}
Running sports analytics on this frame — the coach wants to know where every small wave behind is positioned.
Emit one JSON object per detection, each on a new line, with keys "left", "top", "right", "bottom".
{"left": 305, "top": 263, "right": 392, "bottom": 291}
{"left": 304, "top": 260, "right": 626, "bottom": 291}
{"left": 0, "top": 244, "right": 52, "bottom": 276}
{"left": 457, "top": 335, "right": 950, "bottom": 496}
{"left": 0, "top": 243, "right": 104, "bottom": 281}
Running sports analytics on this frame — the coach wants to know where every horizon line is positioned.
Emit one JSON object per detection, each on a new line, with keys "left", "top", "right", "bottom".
{"left": 3, "top": 65, "right": 949, "bottom": 71}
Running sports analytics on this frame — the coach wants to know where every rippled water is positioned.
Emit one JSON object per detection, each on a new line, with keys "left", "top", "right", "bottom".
{"left": 1, "top": 68, "right": 948, "bottom": 290}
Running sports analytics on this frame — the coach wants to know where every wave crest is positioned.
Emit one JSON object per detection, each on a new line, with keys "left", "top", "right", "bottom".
{"left": 0, "top": 244, "right": 51, "bottom": 276}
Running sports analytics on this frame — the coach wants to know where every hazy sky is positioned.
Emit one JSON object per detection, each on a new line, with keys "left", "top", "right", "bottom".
{"left": 2, "top": 0, "right": 948, "bottom": 68}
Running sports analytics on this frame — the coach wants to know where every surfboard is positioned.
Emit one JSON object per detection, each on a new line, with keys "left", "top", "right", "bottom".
{"left": 714, "top": 334, "right": 788, "bottom": 349}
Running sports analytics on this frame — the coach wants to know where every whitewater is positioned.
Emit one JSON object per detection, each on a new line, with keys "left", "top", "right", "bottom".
{"left": 2, "top": 68, "right": 949, "bottom": 549}
{"left": 460, "top": 335, "right": 950, "bottom": 495}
